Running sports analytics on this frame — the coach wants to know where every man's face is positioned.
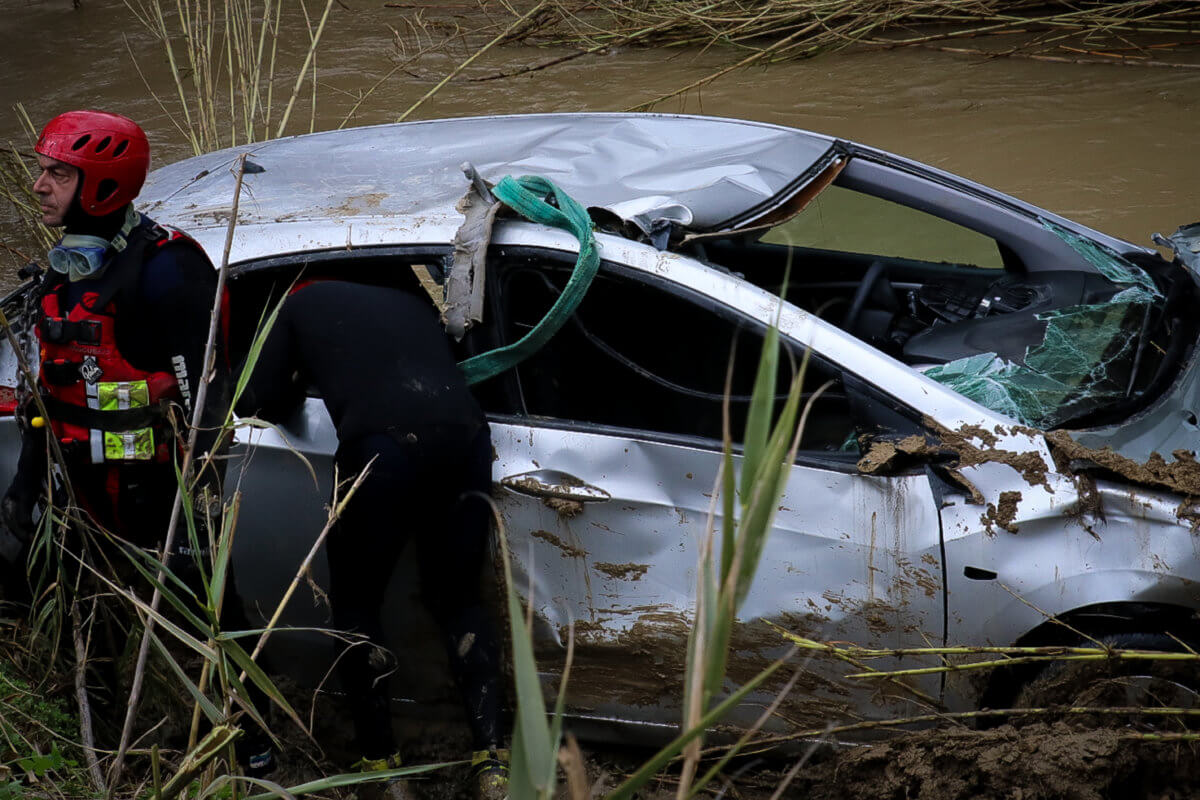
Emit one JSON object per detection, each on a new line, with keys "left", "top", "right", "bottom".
{"left": 32, "top": 154, "right": 79, "bottom": 227}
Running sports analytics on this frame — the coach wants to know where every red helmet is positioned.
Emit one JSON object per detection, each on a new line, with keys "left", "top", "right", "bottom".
{"left": 36, "top": 110, "right": 150, "bottom": 217}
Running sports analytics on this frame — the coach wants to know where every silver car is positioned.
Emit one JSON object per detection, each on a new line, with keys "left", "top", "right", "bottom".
{"left": 5, "top": 113, "right": 1199, "bottom": 742}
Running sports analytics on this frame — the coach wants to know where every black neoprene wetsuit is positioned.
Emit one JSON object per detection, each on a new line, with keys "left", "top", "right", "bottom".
{"left": 236, "top": 281, "right": 501, "bottom": 757}
{"left": 236, "top": 281, "right": 484, "bottom": 443}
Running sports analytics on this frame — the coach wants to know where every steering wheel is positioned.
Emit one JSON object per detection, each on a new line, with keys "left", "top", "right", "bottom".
{"left": 841, "top": 260, "right": 895, "bottom": 335}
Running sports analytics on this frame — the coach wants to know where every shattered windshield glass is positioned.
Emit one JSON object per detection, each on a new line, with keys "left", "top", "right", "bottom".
{"left": 923, "top": 222, "right": 1161, "bottom": 430}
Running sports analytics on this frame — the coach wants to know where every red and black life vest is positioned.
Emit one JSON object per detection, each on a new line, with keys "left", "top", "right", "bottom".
{"left": 36, "top": 219, "right": 207, "bottom": 464}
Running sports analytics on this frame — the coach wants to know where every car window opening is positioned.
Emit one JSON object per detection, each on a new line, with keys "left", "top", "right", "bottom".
{"left": 498, "top": 258, "right": 855, "bottom": 451}
{"left": 709, "top": 187, "right": 1195, "bottom": 431}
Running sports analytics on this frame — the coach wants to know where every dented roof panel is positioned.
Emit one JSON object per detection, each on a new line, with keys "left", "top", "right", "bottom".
{"left": 140, "top": 113, "right": 836, "bottom": 236}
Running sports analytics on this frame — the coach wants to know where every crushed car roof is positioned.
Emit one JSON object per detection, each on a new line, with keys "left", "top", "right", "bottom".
{"left": 140, "top": 113, "right": 837, "bottom": 235}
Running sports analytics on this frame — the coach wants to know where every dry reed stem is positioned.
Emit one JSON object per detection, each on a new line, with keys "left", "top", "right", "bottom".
{"left": 274, "top": 0, "right": 334, "bottom": 138}
{"left": 687, "top": 665, "right": 805, "bottom": 799}
{"left": 995, "top": 581, "right": 1106, "bottom": 649}
{"left": 921, "top": 42, "right": 1200, "bottom": 67}
{"left": 126, "top": 0, "right": 333, "bottom": 153}
{"left": 396, "top": 0, "right": 550, "bottom": 122}
{"left": 714, "top": 704, "right": 1200, "bottom": 757}
{"left": 558, "top": 732, "right": 589, "bottom": 800}
{"left": 477, "top": 0, "right": 1200, "bottom": 108}
{"left": 244, "top": 459, "right": 374, "bottom": 670}
{"left": 777, "top": 636, "right": 1194, "bottom": 661}
{"left": 111, "top": 154, "right": 248, "bottom": 790}
{"left": 845, "top": 648, "right": 1200, "bottom": 679}
{"left": 69, "top": 599, "right": 104, "bottom": 792}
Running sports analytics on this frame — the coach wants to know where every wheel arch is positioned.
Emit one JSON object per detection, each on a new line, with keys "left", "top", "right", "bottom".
{"left": 978, "top": 600, "right": 1200, "bottom": 710}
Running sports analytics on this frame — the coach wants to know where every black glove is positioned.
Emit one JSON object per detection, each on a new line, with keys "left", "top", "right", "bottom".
{"left": 4, "top": 414, "right": 48, "bottom": 546}
{"left": 0, "top": 483, "right": 37, "bottom": 544}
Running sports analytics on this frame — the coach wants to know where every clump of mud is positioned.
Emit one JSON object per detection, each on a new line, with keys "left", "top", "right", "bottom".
{"left": 795, "top": 723, "right": 1200, "bottom": 800}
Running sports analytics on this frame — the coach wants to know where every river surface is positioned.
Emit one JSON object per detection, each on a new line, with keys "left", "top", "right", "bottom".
{"left": 1, "top": 0, "right": 1198, "bottom": 272}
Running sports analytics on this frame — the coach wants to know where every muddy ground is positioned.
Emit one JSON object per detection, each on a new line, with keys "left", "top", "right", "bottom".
{"left": 258, "top": 686, "right": 1200, "bottom": 800}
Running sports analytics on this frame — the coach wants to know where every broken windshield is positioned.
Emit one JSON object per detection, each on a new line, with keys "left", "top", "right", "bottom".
{"left": 922, "top": 221, "right": 1161, "bottom": 430}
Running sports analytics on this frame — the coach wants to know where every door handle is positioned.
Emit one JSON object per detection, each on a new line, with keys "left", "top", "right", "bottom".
{"left": 501, "top": 469, "right": 611, "bottom": 502}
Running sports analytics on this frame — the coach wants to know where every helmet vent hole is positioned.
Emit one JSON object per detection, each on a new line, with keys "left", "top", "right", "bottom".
{"left": 94, "top": 136, "right": 112, "bottom": 154}
{"left": 112, "top": 140, "right": 128, "bottom": 157}
{"left": 96, "top": 178, "right": 119, "bottom": 203}
{"left": 71, "top": 134, "right": 91, "bottom": 151}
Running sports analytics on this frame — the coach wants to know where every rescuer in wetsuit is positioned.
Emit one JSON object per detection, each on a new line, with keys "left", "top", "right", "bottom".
{"left": 4, "top": 111, "right": 226, "bottom": 542}
{"left": 235, "top": 280, "right": 507, "bottom": 800}
{"left": 0, "top": 110, "right": 269, "bottom": 772}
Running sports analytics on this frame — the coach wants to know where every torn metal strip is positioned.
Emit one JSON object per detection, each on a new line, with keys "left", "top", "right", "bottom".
{"left": 444, "top": 164, "right": 501, "bottom": 340}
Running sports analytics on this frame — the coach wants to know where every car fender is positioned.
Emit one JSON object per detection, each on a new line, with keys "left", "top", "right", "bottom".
{"left": 978, "top": 569, "right": 1200, "bottom": 649}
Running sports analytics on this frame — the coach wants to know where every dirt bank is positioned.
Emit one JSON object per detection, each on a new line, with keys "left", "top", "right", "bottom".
{"left": 796, "top": 723, "right": 1199, "bottom": 800}
{"left": 569, "top": 722, "right": 1200, "bottom": 800}
{"left": 281, "top": 692, "right": 1200, "bottom": 799}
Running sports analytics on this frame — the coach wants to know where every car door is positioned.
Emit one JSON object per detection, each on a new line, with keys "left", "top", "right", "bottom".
{"left": 488, "top": 247, "right": 948, "bottom": 734}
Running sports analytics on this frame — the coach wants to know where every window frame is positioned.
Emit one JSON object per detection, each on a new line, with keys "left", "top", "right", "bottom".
{"left": 223, "top": 240, "right": 935, "bottom": 475}
{"left": 491, "top": 244, "right": 924, "bottom": 473}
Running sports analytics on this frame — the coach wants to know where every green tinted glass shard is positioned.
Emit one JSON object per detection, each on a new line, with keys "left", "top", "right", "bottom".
{"left": 1041, "top": 220, "right": 1159, "bottom": 297}
{"left": 923, "top": 225, "right": 1158, "bottom": 428}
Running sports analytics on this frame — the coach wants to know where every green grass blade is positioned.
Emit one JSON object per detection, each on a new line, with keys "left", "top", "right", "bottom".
{"left": 222, "top": 667, "right": 272, "bottom": 739}
{"left": 733, "top": 377, "right": 803, "bottom": 611}
{"left": 120, "top": 545, "right": 213, "bottom": 634}
{"left": 208, "top": 493, "right": 239, "bottom": 616}
{"left": 148, "top": 630, "right": 222, "bottom": 723}
{"left": 548, "top": 622, "right": 573, "bottom": 765}
{"left": 506, "top": 587, "right": 555, "bottom": 793}
{"left": 219, "top": 636, "right": 304, "bottom": 731}
{"left": 243, "top": 762, "right": 460, "bottom": 799}
{"left": 495, "top": 508, "right": 557, "bottom": 798}
{"left": 508, "top": 712, "right": 538, "bottom": 800}
{"left": 230, "top": 288, "right": 287, "bottom": 415}
{"left": 174, "top": 459, "right": 211, "bottom": 597}
{"left": 719, "top": 439, "right": 737, "bottom": 588}
{"left": 739, "top": 324, "right": 780, "bottom": 501}
{"left": 120, "top": 531, "right": 202, "bottom": 604}
{"left": 701, "top": 592, "right": 736, "bottom": 705}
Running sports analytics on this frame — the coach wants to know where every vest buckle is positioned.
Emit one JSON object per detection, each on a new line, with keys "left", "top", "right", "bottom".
{"left": 43, "top": 317, "right": 65, "bottom": 343}
{"left": 79, "top": 320, "right": 102, "bottom": 345}
{"left": 42, "top": 358, "right": 81, "bottom": 386}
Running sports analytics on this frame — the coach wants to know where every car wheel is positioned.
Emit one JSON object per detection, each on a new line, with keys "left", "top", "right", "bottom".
{"left": 1010, "top": 632, "right": 1200, "bottom": 731}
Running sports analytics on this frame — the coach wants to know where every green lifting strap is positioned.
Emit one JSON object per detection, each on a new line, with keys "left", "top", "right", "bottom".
{"left": 457, "top": 174, "right": 600, "bottom": 385}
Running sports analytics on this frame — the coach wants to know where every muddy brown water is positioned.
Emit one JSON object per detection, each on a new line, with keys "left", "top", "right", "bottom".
{"left": 1, "top": 0, "right": 1198, "bottom": 276}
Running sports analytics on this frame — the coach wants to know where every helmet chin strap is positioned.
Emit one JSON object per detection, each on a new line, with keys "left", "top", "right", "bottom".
{"left": 49, "top": 206, "right": 139, "bottom": 281}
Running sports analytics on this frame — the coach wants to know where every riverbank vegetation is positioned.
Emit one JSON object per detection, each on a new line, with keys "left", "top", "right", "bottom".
{"left": 476, "top": 0, "right": 1200, "bottom": 106}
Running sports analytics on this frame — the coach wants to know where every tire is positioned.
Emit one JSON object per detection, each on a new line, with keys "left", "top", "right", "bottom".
{"left": 1011, "top": 632, "right": 1200, "bottom": 731}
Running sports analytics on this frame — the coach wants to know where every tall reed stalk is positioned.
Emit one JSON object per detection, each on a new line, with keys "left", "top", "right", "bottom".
{"left": 123, "top": 0, "right": 335, "bottom": 154}
{"left": 0, "top": 105, "right": 55, "bottom": 266}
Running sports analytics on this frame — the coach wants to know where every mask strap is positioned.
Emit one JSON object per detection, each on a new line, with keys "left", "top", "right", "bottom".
{"left": 109, "top": 206, "right": 139, "bottom": 253}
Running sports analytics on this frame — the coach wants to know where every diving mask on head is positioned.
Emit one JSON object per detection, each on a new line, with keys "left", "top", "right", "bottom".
{"left": 48, "top": 206, "right": 139, "bottom": 282}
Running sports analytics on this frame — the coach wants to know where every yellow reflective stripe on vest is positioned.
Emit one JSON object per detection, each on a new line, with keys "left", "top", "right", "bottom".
{"left": 96, "top": 380, "right": 155, "bottom": 461}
